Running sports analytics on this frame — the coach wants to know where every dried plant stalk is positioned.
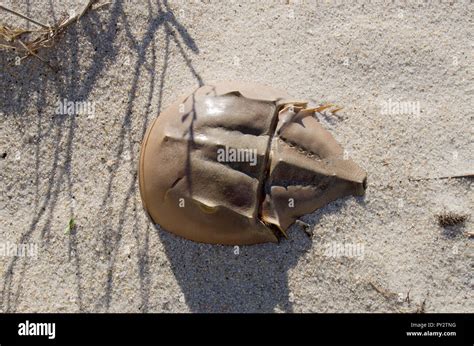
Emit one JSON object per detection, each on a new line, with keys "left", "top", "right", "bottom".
{"left": 0, "top": 0, "right": 97, "bottom": 69}
{"left": 408, "top": 173, "right": 473, "bottom": 181}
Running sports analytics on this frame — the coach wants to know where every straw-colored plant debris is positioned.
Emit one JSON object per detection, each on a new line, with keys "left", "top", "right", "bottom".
{"left": 408, "top": 173, "right": 474, "bottom": 181}
{"left": 0, "top": 0, "right": 100, "bottom": 69}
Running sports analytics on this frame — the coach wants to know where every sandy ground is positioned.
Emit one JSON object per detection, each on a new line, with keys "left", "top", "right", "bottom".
{"left": 0, "top": 0, "right": 472, "bottom": 313}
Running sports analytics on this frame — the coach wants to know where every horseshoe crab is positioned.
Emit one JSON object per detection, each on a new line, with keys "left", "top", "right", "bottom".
{"left": 139, "top": 81, "right": 367, "bottom": 245}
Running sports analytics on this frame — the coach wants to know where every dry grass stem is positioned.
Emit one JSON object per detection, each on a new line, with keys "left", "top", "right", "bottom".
{"left": 0, "top": 0, "right": 97, "bottom": 69}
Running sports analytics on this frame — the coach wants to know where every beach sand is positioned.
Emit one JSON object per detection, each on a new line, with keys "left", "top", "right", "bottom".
{"left": 0, "top": 0, "right": 472, "bottom": 312}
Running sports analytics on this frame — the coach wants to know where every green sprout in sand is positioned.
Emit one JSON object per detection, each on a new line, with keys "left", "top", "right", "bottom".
{"left": 65, "top": 218, "right": 76, "bottom": 234}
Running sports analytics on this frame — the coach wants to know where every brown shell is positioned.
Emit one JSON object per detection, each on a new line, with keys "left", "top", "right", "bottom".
{"left": 139, "top": 81, "right": 367, "bottom": 245}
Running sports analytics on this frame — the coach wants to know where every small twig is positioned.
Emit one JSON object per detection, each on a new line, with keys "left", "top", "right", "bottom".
{"left": 0, "top": 4, "right": 49, "bottom": 29}
{"left": 369, "top": 281, "right": 398, "bottom": 300}
{"left": 18, "top": 39, "right": 44, "bottom": 61}
{"left": 0, "top": 0, "right": 98, "bottom": 67}
{"left": 93, "top": 2, "right": 111, "bottom": 11}
{"left": 0, "top": 43, "right": 16, "bottom": 50}
{"left": 409, "top": 173, "right": 473, "bottom": 181}
{"left": 17, "top": 38, "right": 56, "bottom": 71}
{"left": 416, "top": 298, "right": 426, "bottom": 313}
{"left": 62, "top": 0, "right": 96, "bottom": 27}
{"left": 405, "top": 289, "right": 411, "bottom": 305}
{"left": 78, "top": 0, "right": 96, "bottom": 19}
